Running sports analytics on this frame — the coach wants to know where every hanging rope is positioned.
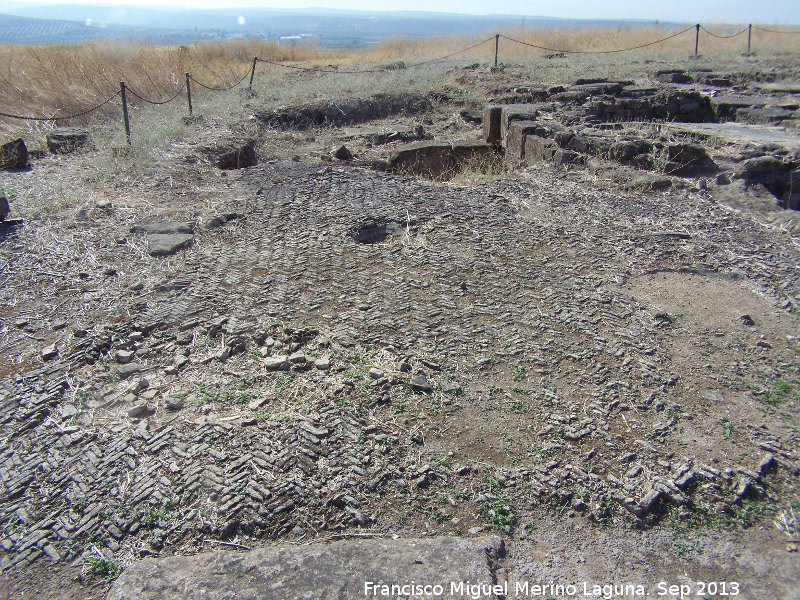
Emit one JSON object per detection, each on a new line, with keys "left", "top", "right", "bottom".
{"left": 751, "top": 25, "right": 800, "bottom": 34}
{"left": 188, "top": 70, "right": 251, "bottom": 91}
{"left": 499, "top": 26, "right": 696, "bottom": 55}
{"left": 699, "top": 26, "right": 750, "bottom": 39}
{"left": 125, "top": 83, "right": 187, "bottom": 105}
{"left": 0, "top": 90, "right": 120, "bottom": 121}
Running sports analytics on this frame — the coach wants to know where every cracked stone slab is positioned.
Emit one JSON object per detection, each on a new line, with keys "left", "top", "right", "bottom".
{"left": 107, "top": 536, "right": 504, "bottom": 600}
{"left": 147, "top": 233, "right": 195, "bottom": 257}
{"left": 663, "top": 122, "right": 800, "bottom": 150}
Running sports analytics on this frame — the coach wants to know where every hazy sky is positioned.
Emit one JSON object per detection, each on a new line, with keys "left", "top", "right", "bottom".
{"left": 11, "top": 0, "right": 800, "bottom": 23}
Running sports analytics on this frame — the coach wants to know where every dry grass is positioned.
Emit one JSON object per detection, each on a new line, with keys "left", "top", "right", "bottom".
{"left": 363, "top": 22, "right": 800, "bottom": 61}
{"left": 1, "top": 22, "right": 799, "bottom": 139}
{"left": 0, "top": 38, "right": 340, "bottom": 137}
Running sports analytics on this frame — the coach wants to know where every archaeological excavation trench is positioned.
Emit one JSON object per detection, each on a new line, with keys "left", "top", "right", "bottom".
{"left": 1, "top": 56, "right": 800, "bottom": 598}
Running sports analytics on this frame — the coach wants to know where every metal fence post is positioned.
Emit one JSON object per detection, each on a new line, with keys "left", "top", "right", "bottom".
{"left": 695, "top": 24, "right": 700, "bottom": 55}
{"left": 249, "top": 57, "right": 257, "bottom": 91}
{"left": 747, "top": 24, "right": 752, "bottom": 53}
{"left": 120, "top": 81, "right": 131, "bottom": 145}
{"left": 494, "top": 34, "right": 499, "bottom": 67}
{"left": 185, "top": 73, "right": 193, "bottom": 116}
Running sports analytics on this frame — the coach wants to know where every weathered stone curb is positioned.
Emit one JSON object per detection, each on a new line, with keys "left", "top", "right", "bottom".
{"left": 108, "top": 536, "right": 505, "bottom": 600}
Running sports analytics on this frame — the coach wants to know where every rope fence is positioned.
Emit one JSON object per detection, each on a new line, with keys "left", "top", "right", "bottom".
{"left": 0, "top": 22, "right": 798, "bottom": 143}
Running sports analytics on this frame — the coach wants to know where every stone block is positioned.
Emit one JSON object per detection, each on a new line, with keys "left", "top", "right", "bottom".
{"left": 504, "top": 120, "right": 538, "bottom": 163}
{"left": 663, "top": 143, "right": 717, "bottom": 176}
{"left": 554, "top": 148, "right": 584, "bottom": 166}
{"left": 46, "top": 127, "right": 91, "bottom": 154}
{"left": 389, "top": 141, "right": 496, "bottom": 179}
{"left": 736, "top": 106, "right": 796, "bottom": 125}
{"left": 389, "top": 141, "right": 455, "bottom": 178}
{"left": 482, "top": 105, "right": 503, "bottom": 143}
{"left": 451, "top": 141, "right": 496, "bottom": 164}
{"left": 500, "top": 104, "right": 538, "bottom": 146}
{"left": 0, "top": 138, "right": 29, "bottom": 170}
{"left": 524, "top": 136, "right": 557, "bottom": 165}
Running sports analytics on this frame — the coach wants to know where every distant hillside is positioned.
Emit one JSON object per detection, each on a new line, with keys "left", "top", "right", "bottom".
{"left": 0, "top": 14, "right": 111, "bottom": 44}
{"left": 0, "top": 13, "right": 199, "bottom": 44}
{"left": 0, "top": 4, "right": 682, "bottom": 47}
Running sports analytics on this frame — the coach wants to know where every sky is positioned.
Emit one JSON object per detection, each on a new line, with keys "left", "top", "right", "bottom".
{"left": 8, "top": 0, "right": 800, "bottom": 24}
